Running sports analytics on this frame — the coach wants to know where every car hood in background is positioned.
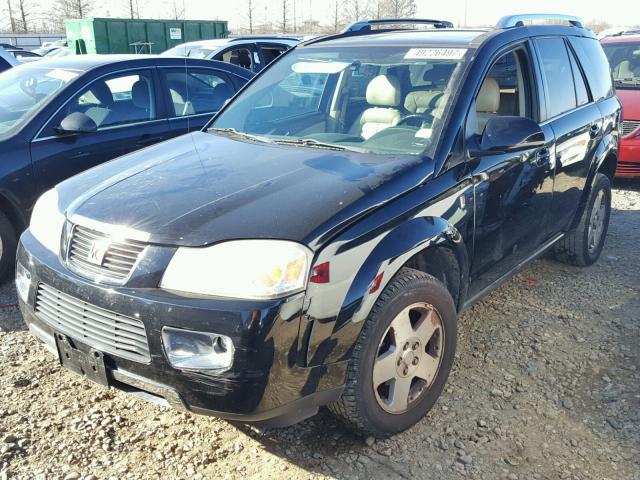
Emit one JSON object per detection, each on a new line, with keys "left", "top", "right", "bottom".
{"left": 57, "top": 132, "right": 431, "bottom": 250}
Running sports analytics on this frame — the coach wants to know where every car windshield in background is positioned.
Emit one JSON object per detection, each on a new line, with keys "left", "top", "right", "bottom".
{"left": 0, "top": 65, "right": 80, "bottom": 135}
{"left": 602, "top": 42, "right": 640, "bottom": 88}
{"left": 210, "top": 46, "right": 469, "bottom": 156}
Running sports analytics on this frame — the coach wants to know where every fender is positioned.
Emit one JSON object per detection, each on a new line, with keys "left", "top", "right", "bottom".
{"left": 569, "top": 129, "right": 617, "bottom": 231}
{"left": 301, "top": 174, "right": 473, "bottom": 368}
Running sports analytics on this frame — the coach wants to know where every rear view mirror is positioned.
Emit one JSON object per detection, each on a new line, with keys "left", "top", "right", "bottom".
{"left": 473, "top": 116, "right": 545, "bottom": 156}
{"left": 56, "top": 112, "right": 97, "bottom": 134}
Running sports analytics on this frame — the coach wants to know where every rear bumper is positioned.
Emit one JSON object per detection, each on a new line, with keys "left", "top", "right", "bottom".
{"left": 17, "top": 231, "right": 346, "bottom": 427}
{"left": 617, "top": 138, "right": 640, "bottom": 177}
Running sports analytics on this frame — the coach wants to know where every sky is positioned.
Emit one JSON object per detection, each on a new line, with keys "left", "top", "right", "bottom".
{"left": 85, "top": 0, "right": 640, "bottom": 30}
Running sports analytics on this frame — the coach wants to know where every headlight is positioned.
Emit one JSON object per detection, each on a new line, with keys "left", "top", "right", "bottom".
{"left": 29, "top": 188, "right": 65, "bottom": 254}
{"left": 160, "top": 240, "right": 311, "bottom": 299}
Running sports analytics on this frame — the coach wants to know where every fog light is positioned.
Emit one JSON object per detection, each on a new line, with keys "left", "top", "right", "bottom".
{"left": 161, "top": 327, "right": 234, "bottom": 370}
{"left": 15, "top": 263, "right": 31, "bottom": 303}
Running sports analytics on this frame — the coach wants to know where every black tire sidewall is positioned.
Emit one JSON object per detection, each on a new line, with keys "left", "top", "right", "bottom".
{"left": 0, "top": 212, "right": 17, "bottom": 283}
{"left": 354, "top": 274, "right": 457, "bottom": 434}
{"left": 580, "top": 174, "right": 611, "bottom": 265}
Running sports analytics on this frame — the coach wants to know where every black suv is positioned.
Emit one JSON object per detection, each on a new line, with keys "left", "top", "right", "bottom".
{"left": 17, "top": 15, "right": 620, "bottom": 436}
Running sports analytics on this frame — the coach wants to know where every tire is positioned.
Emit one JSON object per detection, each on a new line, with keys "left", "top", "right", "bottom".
{"left": 0, "top": 211, "right": 16, "bottom": 283}
{"left": 328, "top": 268, "right": 457, "bottom": 436}
{"left": 554, "top": 173, "right": 611, "bottom": 267}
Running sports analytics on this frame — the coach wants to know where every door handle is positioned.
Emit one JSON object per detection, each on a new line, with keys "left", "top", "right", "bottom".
{"left": 533, "top": 148, "right": 551, "bottom": 167}
{"left": 589, "top": 124, "right": 601, "bottom": 139}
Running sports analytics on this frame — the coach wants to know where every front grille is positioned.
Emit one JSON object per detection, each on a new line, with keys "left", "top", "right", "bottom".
{"left": 35, "top": 283, "right": 150, "bottom": 362}
{"left": 621, "top": 120, "right": 640, "bottom": 137}
{"left": 67, "top": 225, "right": 147, "bottom": 284}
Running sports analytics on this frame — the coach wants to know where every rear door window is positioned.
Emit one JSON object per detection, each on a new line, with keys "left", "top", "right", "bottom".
{"left": 535, "top": 37, "right": 577, "bottom": 119}
{"left": 161, "top": 69, "right": 235, "bottom": 117}
{"left": 216, "top": 47, "right": 254, "bottom": 70}
{"left": 260, "top": 44, "right": 289, "bottom": 65}
{"left": 570, "top": 37, "right": 614, "bottom": 101}
{"left": 568, "top": 47, "right": 590, "bottom": 106}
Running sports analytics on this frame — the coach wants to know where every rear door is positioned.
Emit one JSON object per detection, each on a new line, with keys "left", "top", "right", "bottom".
{"left": 257, "top": 42, "right": 291, "bottom": 71}
{"left": 30, "top": 68, "right": 169, "bottom": 192}
{"left": 533, "top": 36, "right": 604, "bottom": 234}
{"left": 158, "top": 66, "right": 240, "bottom": 134}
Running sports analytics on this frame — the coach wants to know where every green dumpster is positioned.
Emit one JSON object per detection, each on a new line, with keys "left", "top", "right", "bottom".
{"left": 64, "top": 18, "right": 228, "bottom": 55}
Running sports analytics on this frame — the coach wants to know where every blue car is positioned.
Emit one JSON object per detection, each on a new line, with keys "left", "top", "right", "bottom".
{"left": 0, "top": 55, "right": 253, "bottom": 279}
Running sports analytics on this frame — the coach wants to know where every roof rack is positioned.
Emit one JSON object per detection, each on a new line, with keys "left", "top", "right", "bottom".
{"left": 496, "top": 14, "right": 584, "bottom": 29}
{"left": 343, "top": 18, "right": 454, "bottom": 33}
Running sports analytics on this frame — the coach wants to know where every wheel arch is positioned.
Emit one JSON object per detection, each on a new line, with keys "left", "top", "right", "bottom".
{"left": 0, "top": 189, "right": 28, "bottom": 235}
{"left": 304, "top": 215, "right": 470, "bottom": 367}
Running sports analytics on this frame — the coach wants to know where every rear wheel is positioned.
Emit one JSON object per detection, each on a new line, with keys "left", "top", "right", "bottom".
{"left": 328, "top": 268, "right": 457, "bottom": 436}
{"left": 0, "top": 211, "right": 17, "bottom": 283}
{"left": 554, "top": 173, "right": 611, "bottom": 266}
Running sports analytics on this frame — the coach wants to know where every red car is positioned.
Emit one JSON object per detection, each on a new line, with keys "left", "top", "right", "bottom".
{"left": 602, "top": 34, "right": 640, "bottom": 177}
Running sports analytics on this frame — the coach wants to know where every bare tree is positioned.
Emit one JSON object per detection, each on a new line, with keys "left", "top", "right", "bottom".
{"left": 6, "top": 0, "right": 16, "bottom": 32}
{"left": 278, "top": 0, "right": 288, "bottom": 33}
{"left": 246, "top": 0, "right": 254, "bottom": 34}
{"left": 127, "top": 0, "right": 138, "bottom": 19}
{"left": 170, "top": 0, "right": 184, "bottom": 20}
{"left": 16, "top": 0, "right": 29, "bottom": 32}
{"left": 58, "top": 0, "right": 93, "bottom": 18}
{"left": 331, "top": 0, "right": 341, "bottom": 32}
{"left": 385, "top": 0, "right": 415, "bottom": 18}
{"left": 343, "top": 0, "right": 369, "bottom": 23}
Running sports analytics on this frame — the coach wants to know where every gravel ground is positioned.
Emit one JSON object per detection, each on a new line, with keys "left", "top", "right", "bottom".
{"left": 1, "top": 181, "right": 638, "bottom": 480}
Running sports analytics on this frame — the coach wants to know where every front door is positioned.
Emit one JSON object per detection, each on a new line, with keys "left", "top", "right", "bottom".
{"left": 30, "top": 69, "right": 169, "bottom": 193}
{"left": 468, "top": 45, "right": 555, "bottom": 297}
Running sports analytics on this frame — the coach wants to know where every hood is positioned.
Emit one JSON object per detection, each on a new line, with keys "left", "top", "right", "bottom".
{"left": 57, "top": 132, "right": 430, "bottom": 250}
{"left": 617, "top": 88, "right": 640, "bottom": 121}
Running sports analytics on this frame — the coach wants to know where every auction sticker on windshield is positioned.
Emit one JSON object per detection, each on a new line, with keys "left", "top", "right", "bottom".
{"left": 404, "top": 48, "right": 467, "bottom": 60}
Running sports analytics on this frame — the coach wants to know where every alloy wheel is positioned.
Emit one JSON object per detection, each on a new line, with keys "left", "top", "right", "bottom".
{"left": 372, "top": 302, "right": 445, "bottom": 414}
{"left": 587, "top": 189, "right": 606, "bottom": 254}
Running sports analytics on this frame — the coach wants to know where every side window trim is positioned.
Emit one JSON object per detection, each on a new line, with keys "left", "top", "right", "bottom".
{"left": 35, "top": 67, "right": 159, "bottom": 141}
{"left": 565, "top": 38, "right": 593, "bottom": 104}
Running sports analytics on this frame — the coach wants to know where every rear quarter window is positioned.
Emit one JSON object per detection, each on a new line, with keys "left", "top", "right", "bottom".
{"left": 568, "top": 37, "right": 614, "bottom": 101}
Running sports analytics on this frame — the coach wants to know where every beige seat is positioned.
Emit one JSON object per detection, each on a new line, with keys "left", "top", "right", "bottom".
{"left": 404, "top": 90, "right": 444, "bottom": 114}
{"left": 476, "top": 77, "right": 500, "bottom": 134}
{"left": 615, "top": 60, "right": 640, "bottom": 79}
{"left": 359, "top": 75, "right": 402, "bottom": 139}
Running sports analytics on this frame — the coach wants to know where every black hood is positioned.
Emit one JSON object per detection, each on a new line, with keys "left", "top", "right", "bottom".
{"left": 57, "top": 132, "right": 431, "bottom": 250}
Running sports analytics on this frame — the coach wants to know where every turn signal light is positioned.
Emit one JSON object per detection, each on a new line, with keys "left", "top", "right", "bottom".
{"left": 310, "top": 262, "right": 330, "bottom": 283}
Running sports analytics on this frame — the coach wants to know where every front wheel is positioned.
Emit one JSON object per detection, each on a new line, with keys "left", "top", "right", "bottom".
{"left": 328, "top": 268, "right": 457, "bottom": 436}
{"left": 554, "top": 173, "right": 611, "bottom": 266}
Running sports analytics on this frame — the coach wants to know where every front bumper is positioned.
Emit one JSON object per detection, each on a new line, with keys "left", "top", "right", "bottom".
{"left": 17, "top": 232, "right": 346, "bottom": 427}
{"left": 617, "top": 137, "right": 640, "bottom": 177}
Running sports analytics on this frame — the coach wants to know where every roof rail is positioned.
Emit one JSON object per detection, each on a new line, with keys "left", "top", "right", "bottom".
{"left": 343, "top": 18, "right": 454, "bottom": 33}
{"left": 496, "top": 14, "right": 584, "bottom": 29}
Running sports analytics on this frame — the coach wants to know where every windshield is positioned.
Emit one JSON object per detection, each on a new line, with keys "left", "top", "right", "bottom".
{"left": 603, "top": 42, "right": 640, "bottom": 88}
{"left": 0, "top": 65, "right": 80, "bottom": 135}
{"left": 210, "top": 45, "right": 469, "bottom": 156}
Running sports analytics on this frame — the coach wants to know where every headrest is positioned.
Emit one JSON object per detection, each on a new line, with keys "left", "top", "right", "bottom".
{"left": 423, "top": 63, "right": 455, "bottom": 87}
{"left": 131, "top": 80, "right": 150, "bottom": 109}
{"left": 88, "top": 82, "right": 113, "bottom": 107}
{"left": 366, "top": 75, "right": 401, "bottom": 107}
{"left": 476, "top": 77, "right": 500, "bottom": 113}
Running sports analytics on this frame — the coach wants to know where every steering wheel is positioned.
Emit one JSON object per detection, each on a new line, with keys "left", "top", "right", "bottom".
{"left": 397, "top": 114, "right": 432, "bottom": 128}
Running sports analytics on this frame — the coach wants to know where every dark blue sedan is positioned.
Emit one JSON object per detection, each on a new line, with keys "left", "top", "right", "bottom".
{"left": 0, "top": 55, "right": 253, "bottom": 279}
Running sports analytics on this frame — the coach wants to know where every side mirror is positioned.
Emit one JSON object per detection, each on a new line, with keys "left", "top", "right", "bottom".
{"left": 472, "top": 116, "right": 545, "bottom": 156}
{"left": 56, "top": 112, "right": 97, "bottom": 135}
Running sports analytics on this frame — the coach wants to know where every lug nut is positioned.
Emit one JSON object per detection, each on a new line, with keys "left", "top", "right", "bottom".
{"left": 403, "top": 342, "right": 409, "bottom": 351}
{"left": 412, "top": 357, "right": 419, "bottom": 365}
{"left": 412, "top": 342, "right": 419, "bottom": 350}
{"left": 403, "top": 367, "right": 408, "bottom": 375}
{"left": 397, "top": 358, "right": 402, "bottom": 366}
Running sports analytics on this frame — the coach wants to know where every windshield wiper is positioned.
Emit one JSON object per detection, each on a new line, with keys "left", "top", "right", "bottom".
{"left": 207, "top": 127, "right": 273, "bottom": 143}
{"left": 273, "top": 138, "right": 368, "bottom": 153}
